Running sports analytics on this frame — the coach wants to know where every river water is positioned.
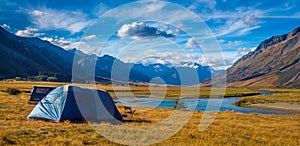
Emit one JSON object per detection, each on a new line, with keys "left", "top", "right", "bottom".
{"left": 114, "top": 91, "right": 283, "bottom": 114}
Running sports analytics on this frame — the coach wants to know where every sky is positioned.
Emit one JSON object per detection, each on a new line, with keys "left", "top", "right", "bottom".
{"left": 1, "top": 0, "right": 300, "bottom": 70}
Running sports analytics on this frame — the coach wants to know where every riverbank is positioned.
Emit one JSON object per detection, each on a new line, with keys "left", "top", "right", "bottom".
{"left": 235, "top": 90, "right": 300, "bottom": 114}
{"left": 245, "top": 102, "right": 300, "bottom": 114}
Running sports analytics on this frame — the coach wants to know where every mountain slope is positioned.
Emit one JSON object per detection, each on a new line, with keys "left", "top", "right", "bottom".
{"left": 132, "top": 63, "right": 214, "bottom": 85}
{"left": 0, "top": 27, "right": 73, "bottom": 80}
{"left": 226, "top": 26, "right": 300, "bottom": 88}
{"left": 0, "top": 27, "right": 216, "bottom": 85}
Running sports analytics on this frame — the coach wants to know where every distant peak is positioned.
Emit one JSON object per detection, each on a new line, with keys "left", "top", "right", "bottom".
{"left": 288, "top": 26, "right": 300, "bottom": 37}
{"left": 254, "top": 26, "right": 300, "bottom": 52}
{"left": 102, "top": 54, "right": 115, "bottom": 59}
{"left": 0, "top": 26, "right": 13, "bottom": 36}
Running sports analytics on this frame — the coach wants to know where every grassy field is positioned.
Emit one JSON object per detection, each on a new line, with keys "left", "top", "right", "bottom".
{"left": 0, "top": 81, "right": 300, "bottom": 145}
{"left": 127, "top": 87, "right": 259, "bottom": 98}
{"left": 235, "top": 89, "right": 300, "bottom": 106}
{"left": 258, "top": 88, "right": 300, "bottom": 93}
{"left": 0, "top": 81, "right": 259, "bottom": 99}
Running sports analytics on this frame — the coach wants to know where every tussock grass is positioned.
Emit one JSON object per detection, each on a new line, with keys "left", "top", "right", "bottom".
{"left": 0, "top": 82, "right": 299, "bottom": 145}
{"left": 236, "top": 90, "right": 300, "bottom": 106}
{"left": 112, "top": 87, "right": 258, "bottom": 99}
{"left": 0, "top": 81, "right": 258, "bottom": 98}
{"left": 259, "top": 88, "right": 300, "bottom": 93}
{"left": 6, "top": 88, "right": 21, "bottom": 95}
{"left": 0, "top": 81, "right": 65, "bottom": 93}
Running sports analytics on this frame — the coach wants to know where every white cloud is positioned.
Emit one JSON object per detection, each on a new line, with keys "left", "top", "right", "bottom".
{"left": 238, "top": 25, "right": 261, "bottom": 35}
{"left": 93, "top": 3, "right": 110, "bottom": 16}
{"left": 243, "top": 15, "right": 258, "bottom": 26}
{"left": 103, "top": 1, "right": 198, "bottom": 25}
{"left": 28, "top": 8, "right": 93, "bottom": 34}
{"left": 144, "top": 1, "right": 167, "bottom": 12}
{"left": 226, "top": 40, "right": 242, "bottom": 47}
{"left": 250, "top": 47, "right": 256, "bottom": 52}
{"left": 188, "top": 0, "right": 217, "bottom": 10}
{"left": 1, "top": 24, "right": 11, "bottom": 29}
{"left": 41, "top": 36, "right": 97, "bottom": 54}
{"left": 218, "top": 39, "right": 225, "bottom": 43}
{"left": 120, "top": 51, "right": 208, "bottom": 67}
{"left": 184, "top": 38, "right": 199, "bottom": 48}
{"left": 117, "top": 22, "right": 176, "bottom": 40}
{"left": 31, "top": 10, "right": 43, "bottom": 16}
{"left": 16, "top": 27, "right": 45, "bottom": 37}
{"left": 41, "top": 37, "right": 72, "bottom": 48}
{"left": 214, "top": 20, "right": 260, "bottom": 37}
{"left": 192, "top": 5, "right": 268, "bottom": 37}
{"left": 83, "top": 35, "right": 96, "bottom": 40}
{"left": 115, "top": 46, "right": 236, "bottom": 70}
{"left": 195, "top": 3, "right": 300, "bottom": 37}
{"left": 206, "top": 57, "right": 235, "bottom": 70}
{"left": 236, "top": 47, "right": 252, "bottom": 56}
{"left": 218, "top": 39, "right": 249, "bottom": 51}
{"left": 284, "top": 1, "right": 296, "bottom": 10}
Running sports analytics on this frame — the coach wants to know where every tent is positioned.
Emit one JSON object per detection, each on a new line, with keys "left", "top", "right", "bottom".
{"left": 27, "top": 85, "right": 122, "bottom": 122}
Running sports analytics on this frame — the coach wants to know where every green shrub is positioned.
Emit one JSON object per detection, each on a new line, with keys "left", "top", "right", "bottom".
{"left": 6, "top": 88, "right": 21, "bottom": 95}
{"left": 47, "top": 77, "right": 58, "bottom": 82}
{"left": 35, "top": 75, "right": 48, "bottom": 81}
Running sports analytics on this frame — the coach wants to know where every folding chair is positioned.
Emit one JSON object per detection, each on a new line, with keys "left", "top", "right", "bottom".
{"left": 123, "top": 106, "right": 136, "bottom": 119}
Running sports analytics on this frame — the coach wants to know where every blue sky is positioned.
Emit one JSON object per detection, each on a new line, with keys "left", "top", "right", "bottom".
{"left": 1, "top": 0, "right": 300, "bottom": 69}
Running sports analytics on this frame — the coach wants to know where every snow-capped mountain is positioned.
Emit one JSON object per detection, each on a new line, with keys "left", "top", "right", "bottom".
{"left": 0, "top": 27, "right": 219, "bottom": 85}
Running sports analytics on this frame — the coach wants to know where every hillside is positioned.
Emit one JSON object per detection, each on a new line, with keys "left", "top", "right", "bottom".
{"left": 0, "top": 27, "right": 73, "bottom": 80}
{"left": 0, "top": 27, "right": 216, "bottom": 85}
{"left": 225, "top": 26, "right": 300, "bottom": 88}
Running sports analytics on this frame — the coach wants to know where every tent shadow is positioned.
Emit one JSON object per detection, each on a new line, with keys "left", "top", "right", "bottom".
{"left": 29, "top": 118, "right": 127, "bottom": 125}
{"left": 122, "top": 118, "right": 151, "bottom": 123}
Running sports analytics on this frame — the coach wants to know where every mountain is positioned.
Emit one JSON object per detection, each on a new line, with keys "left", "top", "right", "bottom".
{"left": 93, "top": 55, "right": 216, "bottom": 85}
{"left": 132, "top": 63, "right": 215, "bottom": 85}
{"left": 0, "top": 27, "right": 216, "bottom": 85}
{"left": 0, "top": 27, "right": 73, "bottom": 81}
{"left": 224, "top": 26, "right": 300, "bottom": 88}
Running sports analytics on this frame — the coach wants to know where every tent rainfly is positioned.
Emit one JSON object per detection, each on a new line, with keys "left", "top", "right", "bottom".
{"left": 27, "top": 85, "right": 122, "bottom": 122}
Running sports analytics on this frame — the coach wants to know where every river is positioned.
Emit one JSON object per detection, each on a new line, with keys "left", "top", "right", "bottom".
{"left": 114, "top": 91, "right": 283, "bottom": 114}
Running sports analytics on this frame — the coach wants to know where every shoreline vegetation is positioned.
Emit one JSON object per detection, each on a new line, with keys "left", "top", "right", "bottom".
{"left": 0, "top": 81, "right": 260, "bottom": 99}
{"left": 0, "top": 81, "right": 300, "bottom": 145}
{"left": 1, "top": 81, "right": 299, "bottom": 103}
{"left": 235, "top": 89, "right": 300, "bottom": 114}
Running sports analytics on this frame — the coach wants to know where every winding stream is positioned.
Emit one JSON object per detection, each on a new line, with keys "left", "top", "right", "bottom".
{"left": 114, "top": 91, "right": 283, "bottom": 114}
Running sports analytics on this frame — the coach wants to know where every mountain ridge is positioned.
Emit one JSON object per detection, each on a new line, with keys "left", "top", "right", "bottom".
{"left": 0, "top": 27, "right": 216, "bottom": 85}
{"left": 224, "top": 26, "right": 300, "bottom": 88}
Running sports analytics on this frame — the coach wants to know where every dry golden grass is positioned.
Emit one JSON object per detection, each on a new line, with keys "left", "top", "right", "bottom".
{"left": 236, "top": 89, "right": 300, "bottom": 106}
{"left": 1, "top": 81, "right": 258, "bottom": 99}
{"left": 1, "top": 82, "right": 300, "bottom": 145}
{"left": 110, "top": 86, "right": 258, "bottom": 99}
{"left": 0, "top": 81, "right": 65, "bottom": 93}
{"left": 259, "top": 88, "right": 300, "bottom": 93}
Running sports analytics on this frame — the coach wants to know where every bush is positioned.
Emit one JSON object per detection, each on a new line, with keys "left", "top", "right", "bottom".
{"left": 47, "top": 77, "right": 58, "bottom": 82}
{"left": 35, "top": 75, "right": 48, "bottom": 81}
{"left": 6, "top": 88, "right": 21, "bottom": 95}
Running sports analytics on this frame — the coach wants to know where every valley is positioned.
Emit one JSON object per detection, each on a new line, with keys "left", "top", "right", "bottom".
{"left": 1, "top": 1, "right": 300, "bottom": 145}
{"left": 0, "top": 81, "right": 300, "bottom": 145}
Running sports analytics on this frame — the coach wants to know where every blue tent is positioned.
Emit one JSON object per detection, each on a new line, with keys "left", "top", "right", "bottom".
{"left": 27, "top": 85, "right": 122, "bottom": 122}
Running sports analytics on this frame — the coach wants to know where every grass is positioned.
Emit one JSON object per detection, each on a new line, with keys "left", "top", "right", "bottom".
{"left": 0, "top": 81, "right": 300, "bottom": 145}
{"left": 0, "top": 81, "right": 65, "bottom": 93}
{"left": 258, "top": 88, "right": 300, "bottom": 93}
{"left": 110, "top": 86, "right": 258, "bottom": 99}
{"left": 1, "top": 81, "right": 259, "bottom": 99}
{"left": 235, "top": 89, "right": 300, "bottom": 106}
